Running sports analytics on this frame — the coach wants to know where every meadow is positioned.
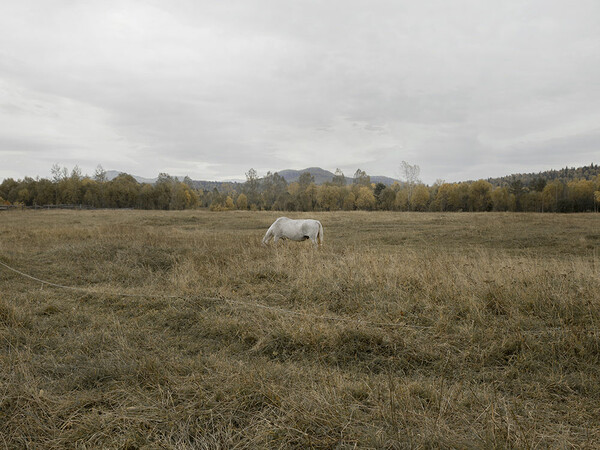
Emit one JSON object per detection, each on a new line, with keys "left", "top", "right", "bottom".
{"left": 1, "top": 209, "right": 599, "bottom": 448}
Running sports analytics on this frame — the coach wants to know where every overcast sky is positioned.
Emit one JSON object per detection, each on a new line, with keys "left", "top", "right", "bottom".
{"left": 1, "top": 0, "right": 599, "bottom": 184}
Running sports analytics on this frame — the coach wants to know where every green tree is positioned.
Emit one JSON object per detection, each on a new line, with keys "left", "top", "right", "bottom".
{"left": 298, "top": 172, "right": 315, "bottom": 190}
{"left": 332, "top": 168, "right": 346, "bottom": 187}
{"left": 244, "top": 168, "right": 260, "bottom": 208}
{"left": 508, "top": 179, "right": 525, "bottom": 211}
{"left": 542, "top": 180, "right": 564, "bottom": 212}
{"left": 138, "top": 184, "right": 156, "bottom": 209}
{"left": 0, "top": 178, "right": 19, "bottom": 204}
{"left": 531, "top": 176, "right": 547, "bottom": 192}
{"left": 80, "top": 178, "right": 101, "bottom": 207}
{"left": 94, "top": 165, "right": 107, "bottom": 183}
{"left": 34, "top": 179, "right": 55, "bottom": 205}
{"left": 353, "top": 169, "right": 371, "bottom": 187}
{"left": 491, "top": 187, "right": 509, "bottom": 211}
{"left": 468, "top": 180, "right": 493, "bottom": 211}
{"left": 154, "top": 173, "right": 175, "bottom": 210}
{"left": 57, "top": 168, "right": 83, "bottom": 204}
{"left": 106, "top": 174, "right": 140, "bottom": 208}
{"left": 379, "top": 186, "right": 396, "bottom": 210}
{"left": 261, "top": 172, "right": 287, "bottom": 210}
{"left": 305, "top": 183, "right": 319, "bottom": 211}
{"left": 373, "top": 182, "right": 387, "bottom": 209}
{"left": 50, "top": 164, "right": 68, "bottom": 184}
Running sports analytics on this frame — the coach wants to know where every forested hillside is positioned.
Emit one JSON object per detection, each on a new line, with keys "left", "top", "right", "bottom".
{"left": 487, "top": 164, "right": 600, "bottom": 186}
{"left": 1, "top": 164, "right": 599, "bottom": 212}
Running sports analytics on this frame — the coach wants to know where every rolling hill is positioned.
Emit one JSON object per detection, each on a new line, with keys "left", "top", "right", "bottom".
{"left": 105, "top": 167, "right": 400, "bottom": 187}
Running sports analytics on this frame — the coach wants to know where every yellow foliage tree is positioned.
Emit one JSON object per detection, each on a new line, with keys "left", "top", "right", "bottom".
{"left": 225, "top": 196, "right": 235, "bottom": 210}
{"left": 317, "top": 185, "right": 341, "bottom": 211}
{"left": 410, "top": 184, "right": 430, "bottom": 211}
{"left": 342, "top": 191, "right": 356, "bottom": 210}
{"left": 355, "top": 186, "right": 376, "bottom": 210}
{"left": 395, "top": 189, "right": 408, "bottom": 211}
{"left": 236, "top": 193, "right": 248, "bottom": 210}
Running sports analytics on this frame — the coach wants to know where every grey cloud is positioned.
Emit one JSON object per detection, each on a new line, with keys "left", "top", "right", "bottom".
{"left": 1, "top": 0, "right": 599, "bottom": 183}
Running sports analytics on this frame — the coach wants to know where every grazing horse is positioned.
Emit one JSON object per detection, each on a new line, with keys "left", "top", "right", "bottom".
{"left": 262, "top": 217, "right": 324, "bottom": 247}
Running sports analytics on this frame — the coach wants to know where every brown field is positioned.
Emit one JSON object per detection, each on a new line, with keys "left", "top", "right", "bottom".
{"left": 1, "top": 210, "right": 600, "bottom": 449}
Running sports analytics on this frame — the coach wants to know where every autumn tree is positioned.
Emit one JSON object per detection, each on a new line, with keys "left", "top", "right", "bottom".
{"left": 395, "top": 189, "right": 409, "bottom": 211}
{"left": 317, "top": 185, "right": 342, "bottom": 211}
{"left": 171, "top": 182, "right": 199, "bottom": 209}
{"left": 410, "top": 184, "right": 430, "bottom": 211}
{"left": 224, "top": 196, "right": 235, "bottom": 210}
{"left": 568, "top": 179, "right": 596, "bottom": 212}
{"left": 342, "top": 191, "right": 356, "bottom": 210}
{"left": 447, "top": 183, "right": 469, "bottom": 211}
{"left": 236, "top": 193, "right": 248, "bottom": 210}
{"left": 355, "top": 186, "right": 376, "bottom": 210}
{"left": 432, "top": 183, "right": 453, "bottom": 211}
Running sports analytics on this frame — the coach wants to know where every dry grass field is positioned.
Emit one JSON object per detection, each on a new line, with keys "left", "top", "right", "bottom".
{"left": 1, "top": 209, "right": 600, "bottom": 448}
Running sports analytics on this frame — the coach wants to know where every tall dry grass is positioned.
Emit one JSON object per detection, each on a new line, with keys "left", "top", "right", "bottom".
{"left": 1, "top": 210, "right": 599, "bottom": 448}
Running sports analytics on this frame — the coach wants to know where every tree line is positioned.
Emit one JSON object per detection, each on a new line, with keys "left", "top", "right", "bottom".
{"left": 1, "top": 164, "right": 599, "bottom": 213}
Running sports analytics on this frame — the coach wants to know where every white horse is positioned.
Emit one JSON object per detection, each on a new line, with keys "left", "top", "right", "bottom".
{"left": 262, "top": 217, "right": 324, "bottom": 247}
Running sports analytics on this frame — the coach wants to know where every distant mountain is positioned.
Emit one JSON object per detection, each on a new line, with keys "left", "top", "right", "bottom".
{"left": 278, "top": 167, "right": 399, "bottom": 185}
{"left": 105, "top": 170, "right": 158, "bottom": 184}
{"left": 277, "top": 167, "right": 338, "bottom": 184}
{"left": 105, "top": 167, "right": 400, "bottom": 187}
{"left": 370, "top": 175, "right": 400, "bottom": 185}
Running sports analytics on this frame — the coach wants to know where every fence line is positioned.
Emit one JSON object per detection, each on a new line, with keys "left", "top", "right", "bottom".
{"left": 0, "top": 204, "right": 101, "bottom": 211}
{"left": 2, "top": 259, "right": 598, "bottom": 335}
{"left": 0, "top": 259, "right": 429, "bottom": 329}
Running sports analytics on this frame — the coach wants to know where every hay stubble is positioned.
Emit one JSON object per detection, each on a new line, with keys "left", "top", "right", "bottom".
{"left": 1, "top": 210, "right": 599, "bottom": 448}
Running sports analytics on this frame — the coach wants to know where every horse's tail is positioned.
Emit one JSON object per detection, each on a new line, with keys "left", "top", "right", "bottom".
{"left": 317, "top": 221, "right": 324, "bottom": 246}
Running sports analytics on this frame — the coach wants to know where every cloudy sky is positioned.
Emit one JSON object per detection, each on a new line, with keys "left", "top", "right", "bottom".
{"left": 1, "top": 0, "right": 599, "bottom": 184}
